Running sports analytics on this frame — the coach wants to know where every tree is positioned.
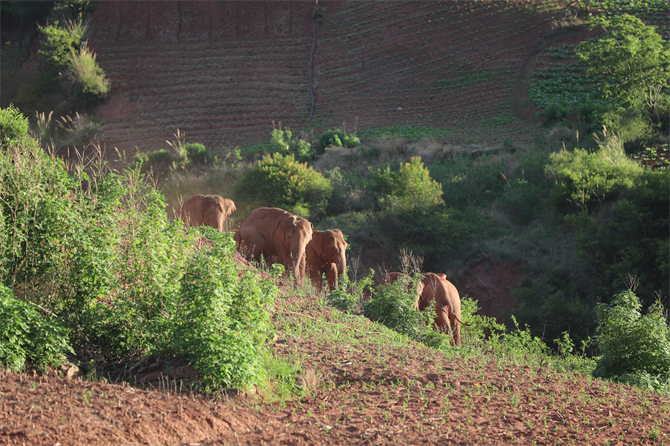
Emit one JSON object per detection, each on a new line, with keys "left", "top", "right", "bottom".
{"left": 576, "top": 14, "right": 670, "bottom": 120}
{"left": 371, "top": 157, "right": 444, "bottom": 212}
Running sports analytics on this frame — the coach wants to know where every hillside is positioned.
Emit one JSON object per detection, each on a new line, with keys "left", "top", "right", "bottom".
{"left": 89, "top": 0, "right": 571, "bottom": 155}
{"left": 3, "top": 293, "right": 670, "bottom": 446}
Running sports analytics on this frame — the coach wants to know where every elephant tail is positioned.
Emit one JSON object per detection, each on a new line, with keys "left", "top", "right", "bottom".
{"left": 453, "top": 314, "right": 471, "bottom": 326}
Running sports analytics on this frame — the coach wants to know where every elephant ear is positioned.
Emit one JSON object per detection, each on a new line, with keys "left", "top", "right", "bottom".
{"left": 225, "top": 199, "right": 236, "bottom": 217}
{"left": 311, "top": 232, "right": 323, "bottom": 257}
{"left": 275, "top": 220, "right": 286, "bottom": 242}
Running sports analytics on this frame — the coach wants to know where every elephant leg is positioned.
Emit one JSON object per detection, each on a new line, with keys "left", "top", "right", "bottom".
{"left": 435, "top": 307, "right": 457, "bottom": 346}
{"left": 325, "top": 263, "right": 338, "bottom": 291}
{"left": 308, "top": 265, "right": 323, "bottom": 293}
{"left": 449, "top": 313, "right": 461, "bottom": 347}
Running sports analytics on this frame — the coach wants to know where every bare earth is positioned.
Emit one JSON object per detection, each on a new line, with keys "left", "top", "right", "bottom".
{"left": 2, "top": 294, "right": 669, "bottom": 446}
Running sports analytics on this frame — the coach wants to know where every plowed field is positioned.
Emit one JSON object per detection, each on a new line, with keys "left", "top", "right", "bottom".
{"left": 90, "top": 0, "right": 571, "bottom": 156}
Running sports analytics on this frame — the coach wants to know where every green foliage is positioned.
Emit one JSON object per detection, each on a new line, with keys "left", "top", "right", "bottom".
{"left": 317, "top": 128, "right": 360, "bottom": 154}
{"left": 38, "top": 16, "right": 110, "bottom": 102}
{"left": 168, "top": 228, "right": 277, "bottom": 389}
{"left": 0, "top": 104, "right": 30, "bottom": 146}
{"left": 371, "top": 157, "right": 443, "bottom": 212}
{"left": 545, "top": 132, "right": 643, "bottom": 212}
{"left": 133, "top": 142, "right": 212, "bottom": 175}
{"left": 39, "top": 20, "right": 85, "bottom": 74}
{"left": 134, "top": 148, "right": 175, "bottom": 167}
{"left": 269, "top": 127, "right": 314, "bottom": 163}
{"left": 459, "top": 295, "right": 506, "bottom": 347}
{"left": 363, "top": 273, "right": 435, "bottom": 343}
{"left": 184, "top": 142, "right": 212, "bottom": 164}
{"left": 325, "top": 268, "right": 374, "bottom": 313}
{"left": 0, "top": 107, "right": 276, "bottom": 389}
{"left": 593, "top": 288, "right": 670, "bottom": 392}
{"left": 0, "top": 285, "right": 73, "bottom": 372}
{"left": 233, "top": 152, "right": 332, "bottom": 218}
{"left": 576, "top": 14, "right": 670, "bottom": 117}
{"left": 566, "top": 168, "right": 669, "bottom": 302}
{"left": 66, "top": 47, "right": 110, "bottom": 98}
{"left": 540, "top": 103, "right": 570, "bottom": 127}
{"left": 258, "top": 350, "right": 304, "bottom": 402}
{"left": 429, "top": 153, "right": 509, "bottom": 208}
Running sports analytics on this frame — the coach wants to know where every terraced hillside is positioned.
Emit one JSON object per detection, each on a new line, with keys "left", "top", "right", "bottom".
{"left": 90, "top": 0, "right": 569, "bottom": 156}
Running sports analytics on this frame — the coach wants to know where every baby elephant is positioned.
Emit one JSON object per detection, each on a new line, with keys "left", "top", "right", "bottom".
{"left": 175, "top": 195, "right": 236, "bottom": 232}
{"left": 305, "top": 229, "right": 347, "bottom": 292}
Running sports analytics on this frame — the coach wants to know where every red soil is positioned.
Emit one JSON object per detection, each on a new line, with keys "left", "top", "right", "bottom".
{"left": 88, "top": 1, "right": 565, "bottom": 155}
{"left": 2, "top": 295, "right": 669, "bottom": 446}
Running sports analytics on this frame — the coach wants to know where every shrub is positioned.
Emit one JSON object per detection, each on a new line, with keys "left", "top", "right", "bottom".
{"left": 66, "top": 47, "right": 110, "bottom": 98}
{"left": 371, "top": 157, "right": 443, "bottom": 212}
{"left": 39, "top": 19, "right": 85, "bottom": 73}
{"left": 325, "top": 268, "right": 374, "bottom": 313}
{"left": 269, "top": 126, "right": 314, "bottom": 162}
{"left": 0, "top": 107, "right": 277, "bottom": 389}
{"left": 429, "top": 153, "right": 509, "bottom": 208}
{"left": 167, "top": 228, "right": 277, "bottom": 389}
{"left": 541, "top": 103, "right": 570, "bottom": 127}
{"left": 592, "top": 287, "right": 670, "bottom": 392}
{"left": 0, "top": 104, "right": 30, "bottom": 146}
{"left": 363, "top": 273, "right": 434, "bottom": 343}
{"left": 459, "top": 295, "right": 506, "bottom": 347}
{"left": 545, "top": 131, "right": 643, "bottom": 212}
{"left": 134, "top": 148, "right": 175, "bottom": 166}
{"left": 184, "top": 142, "right": 212, "bottom": 164}
{"left": 0, "top": 285, "right": 73, "bottom": 372}
{"left": 317, "top": 128, "right": 360, "bottom": 154}
{"left": 233, "top": 152, "right": 332, "bottom": 218}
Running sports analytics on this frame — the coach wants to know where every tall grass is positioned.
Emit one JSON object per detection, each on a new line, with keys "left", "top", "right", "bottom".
{"left": 67, "top": 47, "right": 110, "bottom": 97}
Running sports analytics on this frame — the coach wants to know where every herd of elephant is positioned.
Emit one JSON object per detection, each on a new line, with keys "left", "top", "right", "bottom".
{"left": 175, "top": 194, "right": 467, "bottom": 346}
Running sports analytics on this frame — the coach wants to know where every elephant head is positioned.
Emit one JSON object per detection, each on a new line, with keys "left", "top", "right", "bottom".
{"left": 201, "top": 196, "right": 236, "bottom": 232}
{"left": 177, "top": 195, "right": 236, "bottom": 232}
{"left": 274, "top": 214, "right": 314, "bottom": 285}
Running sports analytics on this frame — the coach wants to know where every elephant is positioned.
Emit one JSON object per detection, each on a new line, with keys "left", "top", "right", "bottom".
{"left": 417, "top": 273, "right": 467, "bottom": 347}
{"left": 175, "top": 195, "right": 236, "bottom": 232}
{"left": 237, "top": 207, "right": 314, "bottom": 286}
{"left": 305, "top": 229, "right": 347, "bottom": 292}
{"left": 381, "top": 271, "right": 467, "bottom": 346}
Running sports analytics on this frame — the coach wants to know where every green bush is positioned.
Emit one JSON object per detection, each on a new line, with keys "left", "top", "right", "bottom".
{"left": 184, "top": 142, "right": 212, "bottom": 164}
{"left": 363, "top": 273, "right": 434, "bottom": 343}
{"left": 0, "top": 285, "right": 73, "bottom": 372}
{"left": 269, "top": 127, "right": 314, "bottom": 162}
{"left": 233, "top": 152, "right": 332, "bottom": 218}
{"left": 0, "top": 104, "right": 30, "bottom": 146}
{"left": 39, "top": 19, "right": 85, "bottom": 73}
{"left": 0, "top": 106, "right": 276, "bottom": 389}
{"left": 430, "top": 153, "right": 509, "bottom": 208}
{"left": 66, "top": 47, "right": 110, "bottom": 98}
{"left": 134, "top": 148, "right": 175, "bottom": 167}
{"left": 371, "top": 157, "right": 443, "bottom": 212}
{"left": 317, "top": 128, "right": 360, "bottom": 154}
{"left": 593, "top": 288, "right": 670, "bottom": 392}
{"left": 325, "top": 268, "right": 373, "bottom": 313}
{"left": 459, "top": 295, "right": 506, "bottom": 347}
{"left": 168, "top": 228, "right": 277, "bottom": 389}
{"left": 38, "top": 16, "right": 110, "bottom": 102}
{"left": 545, "top": 132, "right": 643, "bottom": 212}
{"left": 541, "top": 103, "right": 570, "bottom": 127}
